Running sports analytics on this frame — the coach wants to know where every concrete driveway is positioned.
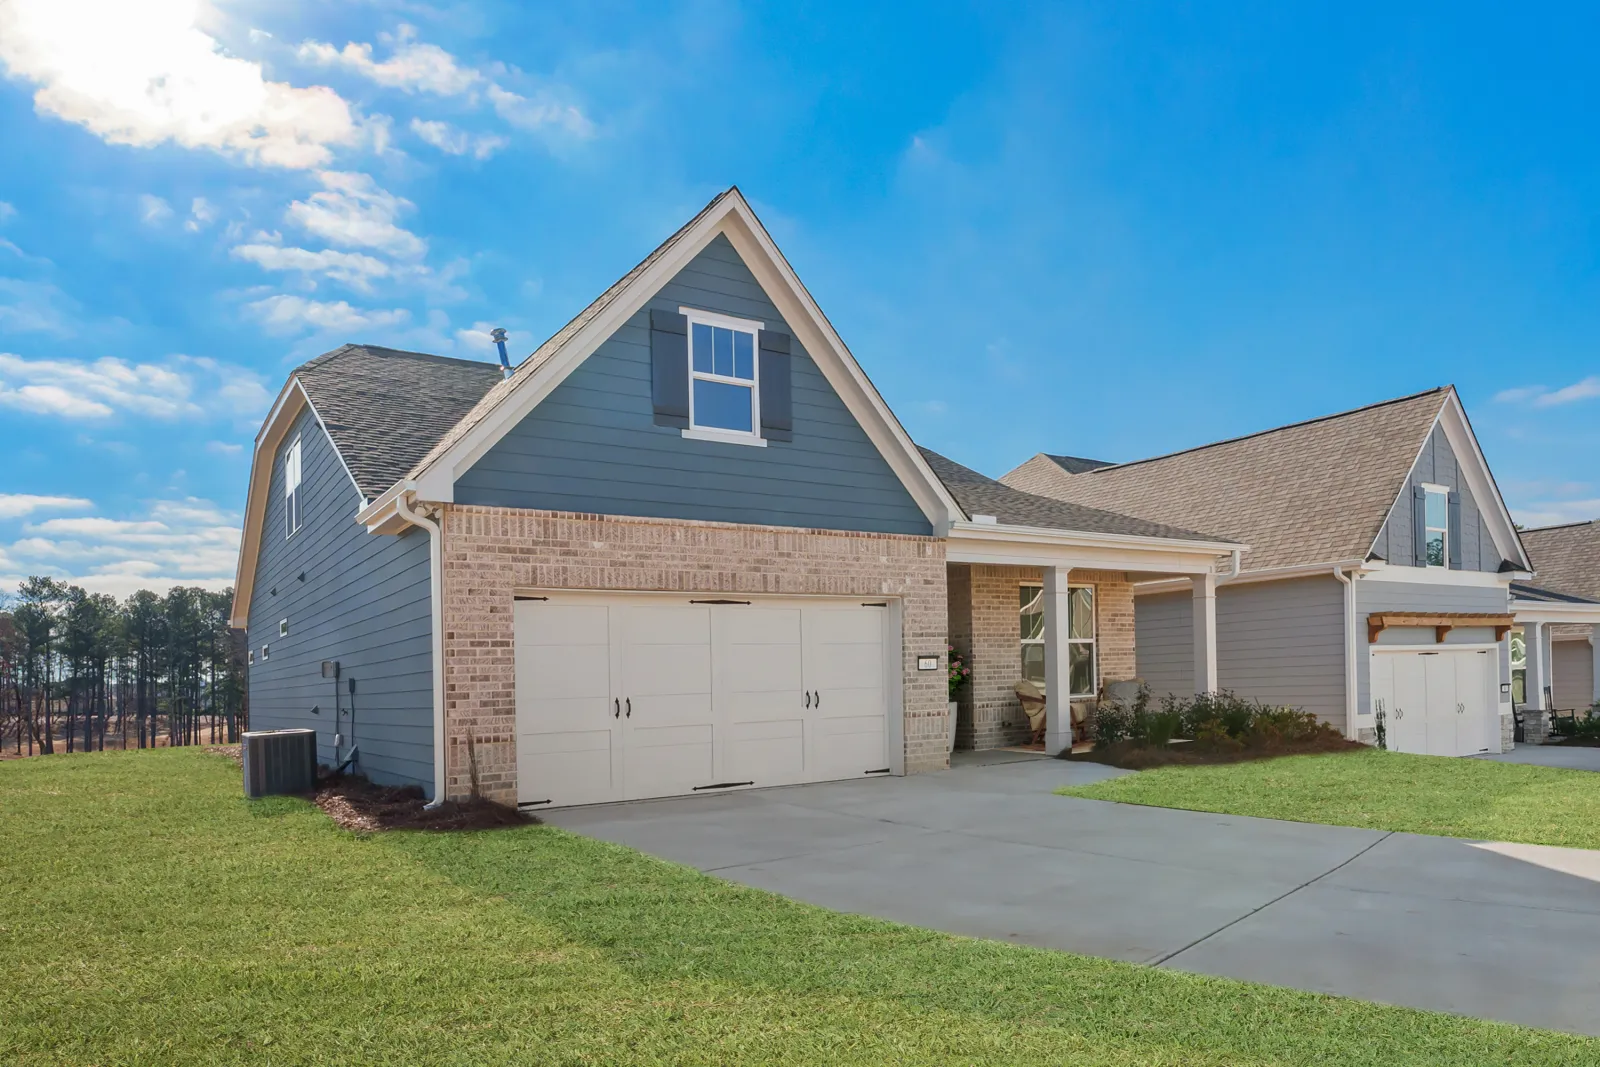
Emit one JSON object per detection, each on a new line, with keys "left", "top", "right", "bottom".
{"left": 1481, "top": 742, "right": 1600, "bottom": 772}
{"left": 549, "top": 751, "right": 1600, "bottom": 1036}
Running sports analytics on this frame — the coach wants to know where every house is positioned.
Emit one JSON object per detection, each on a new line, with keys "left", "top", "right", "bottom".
{"left": 1513, "top": 520, "right": 1600, "bottom": 720}
{"left": 1003, "top": 388, "right": 1535, "bottom": 756}
{"left": 231, "top": 188, "right": 1243, "bottom": 809}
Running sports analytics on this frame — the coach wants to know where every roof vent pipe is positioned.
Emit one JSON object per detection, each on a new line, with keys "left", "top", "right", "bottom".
{"left": 490, "top": 327, "right": 512, "bottom": 378}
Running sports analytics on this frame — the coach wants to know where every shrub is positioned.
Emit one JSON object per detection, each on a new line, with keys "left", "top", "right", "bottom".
{"left": 946, "top": 645, "right": 970, "bottom": 701}
{"left": 1094, "top": 688, "right": 1335, "bottom": 751}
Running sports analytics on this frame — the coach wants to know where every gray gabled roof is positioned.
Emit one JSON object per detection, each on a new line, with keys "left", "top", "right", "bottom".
{"left": 295, "top": 344, "right": 502, "bottom": 500}
{"left": 1045, "top": 453, "right": 1113, "bottom": 474}
{"left": 919, "top": 447, "right": 1233, "bottom": 544}
{"left": 1510, "top": 580, "right": 1599, "bottom": 605}
{"left": 1002, "top": 388, "right": 1452, "bottom": 572}
{"left": 1520, "top": 520, "right": 1600, "bottom": 602}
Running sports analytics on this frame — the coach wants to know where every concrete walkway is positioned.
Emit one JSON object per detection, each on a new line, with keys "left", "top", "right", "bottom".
{"left": 1480, "top": 742, "right": 1600, "bottom": 771}
{"left": 549, "top": 753, "right": 1600, "bottom": 1036}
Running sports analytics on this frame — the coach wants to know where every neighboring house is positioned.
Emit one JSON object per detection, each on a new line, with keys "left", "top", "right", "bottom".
{"left": 1003, "top": 388, "right": 1535, "bottom": 756}
{"left": 1513, "top": 521, "right": 1600, "bottom": 715}
{"left": 232, "top": 188, "right": 1242, "bottom": 808}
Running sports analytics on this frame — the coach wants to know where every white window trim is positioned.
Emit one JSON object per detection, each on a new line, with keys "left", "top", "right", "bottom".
{"left": 284, "top": 435, "right": 303, "bottom": 540}
{"left": 1020, "top": 583, "right": 1098, "bottom": 699}
{"left": 680, "top": 306, "right": 765, "bottom": 446}
{"left": 1421, "top": 482, "right": 1449, "bottom": 568}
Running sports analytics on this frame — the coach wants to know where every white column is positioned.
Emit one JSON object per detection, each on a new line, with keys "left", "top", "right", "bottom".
{"left": 1042, "top": 566, "right": 1075, "bottom": 755}
{"left": 1591, "top": 627, "right": 1599, "bottom": 707}
{"left": 1525, "top": 621, "right": 1547, "bottom": 710}
{"left": 1192, "top": 571, "right": 1218, "bottom": 694}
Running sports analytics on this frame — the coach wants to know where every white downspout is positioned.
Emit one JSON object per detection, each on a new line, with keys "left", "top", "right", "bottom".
{"left": 396, "top": 495, "right": 447, "bottom": 808}
{"left": 1332, "top": 566, "right": 1359, "bottom": 739}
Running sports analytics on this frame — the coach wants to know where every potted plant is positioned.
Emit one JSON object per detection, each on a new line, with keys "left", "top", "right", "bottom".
{"left": 947, "top": 644, "right": 970, "bottom": 752}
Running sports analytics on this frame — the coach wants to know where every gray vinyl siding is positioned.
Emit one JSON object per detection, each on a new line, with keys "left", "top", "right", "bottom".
{"left": 1551, "top": 638, "right": 1596, "bottom": 712}
{"left": 456, "top": 234, "right": 931, "bottom": 535}
{"left": 1135, "top": 576, "right": 1347, "bottom": 726}
{"left": 1373, "top": 424, "right": 1501, "bottom": 572}
{"left": 1354, "top": 578, "right": 1512, "bottom": 719}
{"left": 246, "top": 405, "right": 434, "bottom": 793}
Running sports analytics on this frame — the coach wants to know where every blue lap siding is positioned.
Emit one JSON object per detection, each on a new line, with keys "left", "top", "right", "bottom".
{"left": 245, "top": 405, "right": 435, "bottom": 793}
{"left": 455, "top": 234, "right": 931, "bottom": 535}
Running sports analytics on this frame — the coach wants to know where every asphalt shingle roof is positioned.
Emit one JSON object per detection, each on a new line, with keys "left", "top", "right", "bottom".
{"left": 1000, "top": 388, "right": 1452, "bottom": 573}
{"left": 1520, "top": 521, "right": 1600, "bottom": 602}
{"left": 1510, "top": 581, "right": 1599, "bottom": 605}
{"left": 919, "top": 447, "right": 1233, "bottom": 544}
{"left": 295, "top": 344, "right": 503, "bottom": 500}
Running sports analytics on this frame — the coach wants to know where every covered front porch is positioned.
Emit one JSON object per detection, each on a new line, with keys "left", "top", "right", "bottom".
{"left": 1510, "top": 586, "right": 1600, "bottom": 738}
{"left": 946, "top": 521, "right": 1239, "bottom": 754}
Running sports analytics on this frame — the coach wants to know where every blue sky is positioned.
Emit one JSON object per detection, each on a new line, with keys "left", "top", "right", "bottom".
{"left": 0, "top": 1, "right": 1597, "bottom": 595}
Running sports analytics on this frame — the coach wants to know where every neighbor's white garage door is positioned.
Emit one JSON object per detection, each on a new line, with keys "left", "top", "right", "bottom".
{"left": 1370, "top": 648, "right": 1494, "bottom": 756}
{"left": 513, "top": 594, "right": 894, "bottom": 808}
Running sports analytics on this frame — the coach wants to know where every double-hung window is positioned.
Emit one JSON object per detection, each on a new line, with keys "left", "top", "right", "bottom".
{"left": 684, "top": 308, "right": 763, "bottom": 445}
{"left": 1019, "top": 584, "right": 1097, "bottom": 697}
{"left": 1509, "top": 628, "right": 1527, "bottom": 704}
{"left": 284, "top": 436, "right": 303, "bottom": 539}
{"left": 1422, "top": 483, "right": 1449, "bottom": 567}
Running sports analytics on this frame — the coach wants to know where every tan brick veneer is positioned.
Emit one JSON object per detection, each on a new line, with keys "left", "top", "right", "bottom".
{"left": 440, "top": 506, "right": 948, "bottom": 803}
{"left": 947, "top": 564, "right": 1135, "bottom": 749}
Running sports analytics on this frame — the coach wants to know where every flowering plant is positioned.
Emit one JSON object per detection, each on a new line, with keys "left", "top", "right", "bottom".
{"left": 947, "top": 644, "right": 970, "bottom": 700}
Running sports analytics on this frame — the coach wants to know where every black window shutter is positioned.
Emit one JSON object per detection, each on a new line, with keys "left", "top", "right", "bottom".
{"left": 758, "top": 330, "right": 792, "bottom": 442}
{"left": 1411, "top": 484, "right": 1428, "bottom": 567}
{"left": 1447, "top": 491, "right": 1463, "bottom": 569}
{"left": 649, "top": 309, "right": 689, "bottom": 428}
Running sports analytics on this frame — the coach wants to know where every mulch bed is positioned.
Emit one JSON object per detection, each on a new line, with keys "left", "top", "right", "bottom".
{"left": 1062, "top": 734, "right": 1367, "bottom": 771}
{"left": 314, "top": 776, "right": 537, "bottom": 832}
{"left": 1545, "top": 736, "right": 1600, "bottom": 748}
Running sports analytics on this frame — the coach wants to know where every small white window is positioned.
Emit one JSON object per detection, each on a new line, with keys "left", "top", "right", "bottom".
{"left": 260, "top": 644, "right": 270, "bottom": 661}
{"left": 1422, "top": 484, "right": 1448, "bottom": 567}
{"left": 1020, "top": 584, "right": 1097, "bottom": 698}
{"left": 682, "top": 307, "right": 764, "bottom": 446}
{"left": 279, "top": 618, "right": 290, "bottom": 638}
{"left": 284, "top": 436, "right": 303, "bottom": 538}
{"left": 248, "top": 650, "right": 255, "bottom": 666}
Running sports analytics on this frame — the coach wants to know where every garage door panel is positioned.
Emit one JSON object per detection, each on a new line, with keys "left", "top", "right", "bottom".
{"left": 517, "top": 603, "right": 610, "bottom": 645}
{"left": 623, "top": 606, "right": 710, "bottom": 644}
{"left": 726, "top": 718, "right": 806, "bottom": 784}
{"left": 814, "top": 717, "right": 890, "bottom": 777}
{"left": 516, "top": 644, "right": 610, "bottom": 703}
{"left": 721, "top": 643, "right": 804, "bottom": 695}
{"left": 517, "top": 732, "right": 615, "bottom": 807}
{"left": 624, "top": 724, "right": 714, "bottom": 799}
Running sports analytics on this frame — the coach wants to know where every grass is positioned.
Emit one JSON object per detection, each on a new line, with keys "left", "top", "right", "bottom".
{"left": 2, "top": 751, "right": 1597, "bottom": 1065}
{"left": 1060, "top": 748, "right": 1600, "bottom": 850}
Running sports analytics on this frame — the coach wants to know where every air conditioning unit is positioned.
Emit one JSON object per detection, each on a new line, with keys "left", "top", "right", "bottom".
{"left": 241, "top": 728, "right": 317, "bottom": 798}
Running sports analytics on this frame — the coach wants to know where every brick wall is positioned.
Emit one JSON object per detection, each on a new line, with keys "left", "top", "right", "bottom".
{"left": 440, "top": 505, "right": 948, "bottom": 803}
{"left": 947, "top": 564, "right": 1135, "bottom": 750}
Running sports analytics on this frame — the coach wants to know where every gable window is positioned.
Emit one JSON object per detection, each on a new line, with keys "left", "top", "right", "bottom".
{"left": 1020, "top": 584, "right": 1097, "bottom": 697}
{"left": 284, "top": 436, "right": 303, "bottom": 539}
{"left": 683, "top": 308, "right": 764, "bottom": 445}
{"left": 1422, "top": 483, "right": 1448, "bottom": 567}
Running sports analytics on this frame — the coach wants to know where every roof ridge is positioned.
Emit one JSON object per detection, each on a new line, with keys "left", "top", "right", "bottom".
{"left": 1068, "top": 386, "right": 1451, "bottom": 476}
{"left": 1521, "top": 518, "right": 1599, "bottom": 533}
{"left": 297, "top": 344, "right": 498, "bottom": 375}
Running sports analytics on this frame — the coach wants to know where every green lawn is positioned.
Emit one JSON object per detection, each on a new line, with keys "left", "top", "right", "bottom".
{"left": 1060, "top": 749, "right": 1600, "bottom": 849}
{"left": 3, "top": 752, "right": 1596, "bottom": 1065}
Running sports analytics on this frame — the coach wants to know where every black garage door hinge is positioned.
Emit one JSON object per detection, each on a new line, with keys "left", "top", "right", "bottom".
{"left": 514, "top": 596, "right": 549, "bottom": 602}
{"left": 518, "top": 799, "right": 552, "bottom": 808}
{"left": 693, "top": 780, "right": 755, "bottom": 791}
{"left": 864, "top": 767, "right": 892, "bottom": 775}
{"left": 690, "top": 599, "right": 751, "bottom": 605}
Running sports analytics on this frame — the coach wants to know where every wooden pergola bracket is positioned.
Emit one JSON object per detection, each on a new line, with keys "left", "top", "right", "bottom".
{"left": 1366, "top": 612, "right": 1515, "bottom": 644}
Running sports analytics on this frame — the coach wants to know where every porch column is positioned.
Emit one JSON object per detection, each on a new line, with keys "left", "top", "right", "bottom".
{"left": 1192, "top": 571, "right": 1218, "bottom": 694}
{"left": 1042, "top": 566, "right": 1075, "bottom": 755}
{"left": 1592, "top": 628, "right": 1600, "bottom": 707}
{"left": 1525, "top": 621, "right": 1548, "bottom": 710}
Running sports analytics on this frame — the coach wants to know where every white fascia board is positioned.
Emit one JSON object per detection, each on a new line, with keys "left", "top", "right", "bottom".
{"left": 402, "top": 191, "right": 962, "bottom": 533}
{"left": 947, "top": 520, "right": 1240, "bottom": 573}
{"left": 1360, "top": 560, "right": 1513, "bottom": 588}
{"left": 1437, "top": 392, "right": 1533, "bottom": 571}
{"left": 1511, "top": 600, "right": 1600, "bottom": 625}
{"left": 1133, "top": 558, "right": 1370, "bottom": 596}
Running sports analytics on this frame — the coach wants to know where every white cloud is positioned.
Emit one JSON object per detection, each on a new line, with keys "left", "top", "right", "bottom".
{"left": 231, "top": 240, "right": 390, "bottom": 290}
{"left": 0, "top": 278, "right": 72, "bottom": 333}
{"left": 3, "top": 496, "right": 240, "bottom": 596}
{"left": 454, "top": 320, "right": 530, "bottom": 356}
{"left": 0, "top": 201, "right": 14, "bottom": 221}
{"left": 300, "top": 23, "right": 591, "bottom": 139}
{"left": 245, "top": 294, "right": 409, "bottom": 335}
{"left": 299, "top": 24, "right": 481, "bottom": 96}
{"left": 1494, "top": 376, "right": 1600, "bottom": 407}
{"left": 0, "top": 351, "right": 267, "bottom": 421}
{"left": 0, "top": 493, "right": 92, "bottom": 520}
{"left": 410, "top": 118, "right": 507, "bottom": 159}
{"left": 1513, "top": 499, "right": 1600, "bottom": 529}
{"left": 286, "top": 170, "right": 426, "bottom": 258}
{"left": 0, "top": 0, "right": 359, "bottom": 169}
{"left": 139, "top": 193, "right": 173, "bottom": 224}
{"left": 184, "top": 196, "right": 218, "bottom": 232}
{"left": 205, "top": 440, "right": 243, "bottom": 455}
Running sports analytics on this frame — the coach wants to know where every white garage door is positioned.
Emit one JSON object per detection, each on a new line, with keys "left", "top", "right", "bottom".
{"left": 514, "top": 594, "right": 894, "bottom": 808}
{"left": 1370, "top": 648, "right": 1494, "bottom": 756}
